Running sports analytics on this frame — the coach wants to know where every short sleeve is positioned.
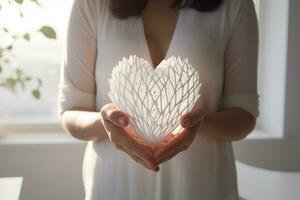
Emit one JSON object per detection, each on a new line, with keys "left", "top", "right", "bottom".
{"left": 221, "top": 0, "right": 260, "bottom": 118}
{"left": 57, "top": 0, "right": 98, "bottom": 119}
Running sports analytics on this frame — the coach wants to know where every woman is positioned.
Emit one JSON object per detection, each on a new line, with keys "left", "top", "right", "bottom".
{"left": 57, "top": 0, "right": 259, "bottom": 199}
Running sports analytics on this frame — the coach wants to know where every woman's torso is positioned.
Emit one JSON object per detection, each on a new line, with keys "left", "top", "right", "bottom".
{"left": 83, "top": 0, "right": 239, "bottom": 199}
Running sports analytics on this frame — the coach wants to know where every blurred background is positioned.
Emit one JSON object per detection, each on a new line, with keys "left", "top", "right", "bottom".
{"left": 0, "top": 0, "right": 65, "bottom": 123}
{"left": 0, "top": 0, "right": 299, "bottom": 199}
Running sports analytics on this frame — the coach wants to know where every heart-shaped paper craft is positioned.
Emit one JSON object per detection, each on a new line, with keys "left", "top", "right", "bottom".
{"left": 108, "top": 55, "right": 202, "bottom": 145}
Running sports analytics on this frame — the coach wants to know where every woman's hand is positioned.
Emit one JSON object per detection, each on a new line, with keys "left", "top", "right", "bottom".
{"left": 153, "top": 105, "right": 206, "bottom": 165}
{"left": 100, "top": 103, "right": 159, "bottom": 172}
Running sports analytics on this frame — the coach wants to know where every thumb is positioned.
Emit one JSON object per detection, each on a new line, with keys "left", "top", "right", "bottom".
{"left": 100, "top": 103, "right": 129, "bottom": 127}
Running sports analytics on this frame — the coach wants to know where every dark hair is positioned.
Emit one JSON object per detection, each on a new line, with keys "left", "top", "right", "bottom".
{"left": 110, "top": 0, "right": 224, "bottom": 19}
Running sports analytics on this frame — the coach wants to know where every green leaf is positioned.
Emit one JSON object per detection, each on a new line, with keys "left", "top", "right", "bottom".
{"left": 32, "top": 89, "right": 41, "bottom": 99}
{"left": 23, "top": 33, "right": 30, "bottom": 41}
{"left": 2, "top": 27, "right": 9, "bottom": 33}
{"left": 16, "top": 68, "right": 23, "bottom": 78}
{"left": 5, "top": 78, "right": 17, "bottom": 87}
{"left": 6, "top": 45, "right": 13, "bottom": 50}
{"left": 39, "top": 26, "right": 56, "bottom": 39}
{"left": 4, "top": 59, "right": 10, "bottom": 64}
{"left": 15, "top": 0, "right": 24, "bottom": 4}
{"left": 19, "top": 10, "right": 23, "bottom": 18}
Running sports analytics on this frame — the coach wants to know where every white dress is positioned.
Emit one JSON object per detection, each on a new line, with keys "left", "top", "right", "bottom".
{"left": 57, "top": 0, "right": 259, "bottom": 199}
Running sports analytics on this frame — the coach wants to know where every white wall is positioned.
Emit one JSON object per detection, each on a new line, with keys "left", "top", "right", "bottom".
{"left": 0, "top": 142, "right": 86, "bottom": 200}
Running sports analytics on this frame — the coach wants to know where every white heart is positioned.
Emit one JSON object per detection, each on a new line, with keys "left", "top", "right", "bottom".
{"left": 108, "top": 55, "right": 202, "bottom": 145}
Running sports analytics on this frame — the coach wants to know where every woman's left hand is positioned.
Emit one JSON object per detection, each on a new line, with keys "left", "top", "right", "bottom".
{"left": 153, "top": 105, "right": 206, "bottom": 165}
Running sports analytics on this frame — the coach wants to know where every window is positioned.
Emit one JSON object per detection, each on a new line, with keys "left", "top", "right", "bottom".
{"left": 233, "top": 0, "right": 300, "bottom": 171}
{"left": 0, "top": 0, "right": 72, "bottom": 132}
{"left": 247, "top": 0, "right": 290, "bottom": 138}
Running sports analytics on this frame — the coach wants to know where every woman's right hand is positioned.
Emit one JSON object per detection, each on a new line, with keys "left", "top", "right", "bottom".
{"left": 100, "top": 103, "right": 159, "bottom": 172}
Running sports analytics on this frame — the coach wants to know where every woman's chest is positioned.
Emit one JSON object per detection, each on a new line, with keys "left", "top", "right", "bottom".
{"left": 95, "top": 9, "right": 228, "bottom": 110}
{"left": 98, "top": 10, "right": 226, "bottom": 69}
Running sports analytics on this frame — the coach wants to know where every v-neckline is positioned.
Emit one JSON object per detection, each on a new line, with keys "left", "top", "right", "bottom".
{"left": 137, "top": 5, "right": 183, "bottom": 69}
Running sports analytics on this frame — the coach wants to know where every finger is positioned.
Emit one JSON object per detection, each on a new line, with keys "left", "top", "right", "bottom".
{"left": 155, "top": 129, "right": 188, "bottom": 152}
{"left": 117, "top": 144, "right": 159, "bottom": 172}
{"left": 105, "top": 123, "right": 156, "bottom": 168}
{"left": 123, "top": 135, "right": 157, "bottom": 168}
{"left": 100, "top": 103, "right": 129, "bottom": 127}
{"left": 101, "top": 119, "right": 127, "bottom": 143}
{"left": 131, "top": 152, "right": 159, "bottom": 172}
{"left": 157, "top": 149, "right": 180, "bottom": 165}
{"left": 154, "top": 129, "right": 190, "bottom": 162}
{"left": 162, "top": 133, "right": 176, "bottom": 142}
{"left": 156, "top": 142, "right": 190, "bottom": 165}
{"left": 101, "top": 113, "right": 158, "bottom": 171}
{"left": 114, "top": 143, "right": 125, "bottom": 151}
{"left": 124, "top": 126, "right": 142, "bottom": 141}
{"left": 152, "top": 133, "right": 176, "bottom": 151}
{"left": 179, "top": 144, "right": 190, "bottom": 152}
{"left": 180, "top": 104, "right": 206, "bottom": 128}
{"left": 114, "top": 144, "right": 152, "bottom": 170}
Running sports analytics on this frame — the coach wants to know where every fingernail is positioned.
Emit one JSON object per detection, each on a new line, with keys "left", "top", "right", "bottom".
{"left": 183, "top": 118, "right": 191, "bottom": 127}
{"left": 118, "top": 116, "right": 126, "bottom": 126}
